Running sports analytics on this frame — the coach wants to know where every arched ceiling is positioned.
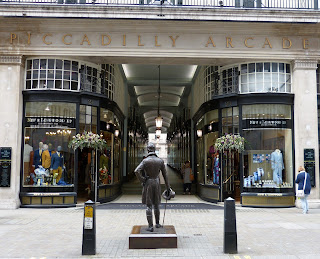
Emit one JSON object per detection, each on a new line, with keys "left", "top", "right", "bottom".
{"left": 124, "top": 64, "right": 197, "bottom": 133}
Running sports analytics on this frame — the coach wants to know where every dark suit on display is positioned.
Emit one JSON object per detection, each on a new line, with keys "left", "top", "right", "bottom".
{"left": 33, "top": 149, "right": 42, "bottom": 169}
{"left": 51, "top": 152, "right": 64, "bottom": 183}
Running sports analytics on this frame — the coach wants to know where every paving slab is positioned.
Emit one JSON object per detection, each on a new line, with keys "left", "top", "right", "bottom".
{"left": 0, "top": 195, "right": 319, "bottom": 258}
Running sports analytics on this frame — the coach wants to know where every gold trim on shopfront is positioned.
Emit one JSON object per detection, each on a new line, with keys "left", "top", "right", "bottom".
{"left": 242, "top": 195, "right": 295, "bottom": 207}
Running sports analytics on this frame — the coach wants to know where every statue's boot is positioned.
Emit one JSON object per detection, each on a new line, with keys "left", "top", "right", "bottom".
{"left": 155, "top": 208, "right": 162, "bottom": 228}
{"left": 146, "top": 209, "right": 154, "bottom": 232}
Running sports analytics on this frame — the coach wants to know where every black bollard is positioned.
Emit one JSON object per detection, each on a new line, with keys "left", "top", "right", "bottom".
{"left": 82, "top": 200, "right": 96, "bottom": 255}
{"left": 224, "top": 197, "right": 237, "bottom": 254}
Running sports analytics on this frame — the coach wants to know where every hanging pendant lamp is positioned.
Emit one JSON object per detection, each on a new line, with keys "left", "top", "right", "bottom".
{"left": 155, "top": 65, "right": 163, "bottom": 132}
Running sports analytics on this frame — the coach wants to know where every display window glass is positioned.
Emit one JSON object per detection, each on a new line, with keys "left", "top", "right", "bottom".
{"left": 99, "top": 131, "right": 113, "bottom": 185}
{"left": 23, "top": 102, "right": 76, "bottom": 187}
{"left": 242, "top": 104, "right": 293, "bottom": 190}
{"left": 205, "top": 132, "right": 219, "bottom": 185}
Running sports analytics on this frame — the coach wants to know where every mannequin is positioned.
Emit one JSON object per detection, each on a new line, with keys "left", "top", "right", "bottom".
{"left": 50, "top": 146, "right": 64, "bottom": 184}
{"left": 42, "top": 144, "right": 51, "bottom": 169}
{"left": 33, "top": 142, "right": 43, "bottom": 169}
{"left": 99, "top": 151, "right": 108, "bottom": 169}
{"left": 23, "top": 139, "right": 33, "bottom": 182}
{"left": 270, "top": 148, "right": 284, "bottom": 185}
{"left": 213, "top": 153, "right": 220, "bottom": 184}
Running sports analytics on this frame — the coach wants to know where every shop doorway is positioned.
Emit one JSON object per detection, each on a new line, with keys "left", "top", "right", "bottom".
{"left": 221, "top": 151, "right": 241, "bottom": 201}
{"left": 77, "top": 148, "right": 93, "bottom": 202}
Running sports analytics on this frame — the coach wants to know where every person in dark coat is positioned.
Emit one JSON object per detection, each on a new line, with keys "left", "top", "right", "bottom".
{"left": 134, "top": 143, "right": 171, "bottom": 232}
{"left": 295, "top": 166, "right": 311, "bottom": 214}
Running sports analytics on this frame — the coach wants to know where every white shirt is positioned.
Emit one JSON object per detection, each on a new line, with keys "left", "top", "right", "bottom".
{"left": 24, "top": 144, "right": 33, "bottom": 162}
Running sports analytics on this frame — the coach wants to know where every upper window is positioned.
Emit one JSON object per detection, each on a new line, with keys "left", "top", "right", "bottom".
{"left": 25, "top": 59, "right": 116, "bottom": 101}
{"left": 240, "top": 62, "right": 291, "bottom": 93}
{"left": 204, "top": 62, "right": 292, "bottom": 100}
{"left": 26, "top": 59, "right": 79, "bottom": 91}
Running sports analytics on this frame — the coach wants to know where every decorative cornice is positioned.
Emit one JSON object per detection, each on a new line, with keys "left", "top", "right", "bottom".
{"left": 292, "top": 60, "right": 318, "bottom": 71}
{"left": 0, "top": 55, "right": 23, "bottom": 65}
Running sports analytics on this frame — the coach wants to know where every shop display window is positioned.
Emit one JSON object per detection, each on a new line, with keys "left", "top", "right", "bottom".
{"left": 23, "top": 102, "right": 76, "bottom": 187}
{"left": 242, "top": 104, "right": 293, "bottom": 189}
{"left": 205, "top": 132, "right": 219, "bottom": 185}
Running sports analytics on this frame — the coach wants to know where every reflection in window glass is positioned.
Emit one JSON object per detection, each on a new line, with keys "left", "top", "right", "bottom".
{"left": 242, "top": 104, "right": 293, "bottom": 190}
{"left": 23, "top": 102, "right": 76, "bottom": 187}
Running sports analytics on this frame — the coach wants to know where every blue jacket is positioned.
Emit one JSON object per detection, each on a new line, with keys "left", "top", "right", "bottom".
{"left": 51, "top": 152, "right": 64, "bottom": 170}
{"left": 295, "top": 171, "right": 311, "bottom": 195}
{"left": 33, "top": 149, "right": 42, "bottom": 168}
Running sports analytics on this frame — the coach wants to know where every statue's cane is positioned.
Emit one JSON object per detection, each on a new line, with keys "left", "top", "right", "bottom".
{"left": 162, "top": 198, "right": 168, "bottom": 227}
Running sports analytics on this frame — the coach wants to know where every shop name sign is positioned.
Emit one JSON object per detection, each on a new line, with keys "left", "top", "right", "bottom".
{"left": 242, "top": 119, "right": 291, "bottom": 129}
{"left": 25, "top": 116, "right": 75, "bottom": 128}
{"left": 5, "top": 32, "right": 318, "bottom": 51}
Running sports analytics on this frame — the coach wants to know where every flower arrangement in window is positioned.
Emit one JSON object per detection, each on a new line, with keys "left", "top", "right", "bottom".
{"left": 214, "top": 133, "right": 245, "bottom": 152}
{"left": 68, "top": 131, "right": 108, "bottom": 151}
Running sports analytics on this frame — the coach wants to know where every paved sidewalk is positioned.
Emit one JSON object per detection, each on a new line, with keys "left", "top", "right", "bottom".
{"left": 0, "top": 195, "right": 319, "bottom": 259}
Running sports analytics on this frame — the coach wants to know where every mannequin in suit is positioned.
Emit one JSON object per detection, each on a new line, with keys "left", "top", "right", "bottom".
{"left": 270, "top": 148, "right": 284, "bottom": 185}
{"left": 33, "top": 142, "right": 43, "bottom": 169}
{"left": 42, "top": 144, "right": 51, "bottom": 170}
{"left": 51, "top": 146, "right": 64, "bottom": 184}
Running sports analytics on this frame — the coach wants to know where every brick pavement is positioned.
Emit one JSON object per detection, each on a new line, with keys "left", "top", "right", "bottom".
{"left": 0, "top": 195, "right": 319, "bottom": 259}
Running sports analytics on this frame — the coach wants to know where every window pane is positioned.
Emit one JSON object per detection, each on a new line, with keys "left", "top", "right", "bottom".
{"left": 264, "top": 63, "right": 270, "bottom": 72}
{"left": 256, "top": 63, "right": 263, "bottom": 72}
{"left": 241, "top": 64, "right": 247, "bottom": 74}
{"left": 272, "top": 63, "right": 278, "bottom": 72}
{"left": 249, "top": 63, "right": 255, "bottom": 73}
{"left": 48, "top": 59, "right": 55, "bottom": 69}
{"left": 56, "top": 60, "right": 63, "bottom": 69}
{"left": 33, "top": 59, "right": 39, "bottom": 69}
{"left": 64, "top": 60, "right": 71, "bottom": 71}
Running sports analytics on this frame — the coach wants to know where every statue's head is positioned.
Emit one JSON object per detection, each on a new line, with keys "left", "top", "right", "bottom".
{"left": 147, "top": 142, "right": 155, "bottom": 153}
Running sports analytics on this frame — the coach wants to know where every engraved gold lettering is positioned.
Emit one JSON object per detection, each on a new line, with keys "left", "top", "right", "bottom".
{"left": 43, "top": 34, "right": 52, "bottom": 45}
{"left": 101, "top": 34, "right": 111, "bottom": 46}
{"left": 205, "top": 36, "right": 216, "bottom": 47}
{"left": 155, "top": 36, "right": 161, "bottom": 47}
{"left": 303, "top": 38, "right": 309, "bottom": 49}
{"left": 123, "top": 35, "right": 126, "bottom": 46}
{"left": 62, "top": 34, "right": 72, "bottom": 45}
{"left": 244, "top": 37, "right": 254, "bottom": 48}
{"left": 226, "top": 37, "right": 234, "bottom": 48}
{"left": 282, "top": 38, "right": 292, "bottom": 49}
{"left": 27, "top": 32, "right": 31, "bottom": 45}
{"left": 80, "top": 34, "right": 91, "bottom": 45}
{"left": 138, "top": 35, "right": 144, "bottom": 46}
{"left": 169, "top": 35, "right": 179, "bottom": 47}
{"left": 10, "top": 33, "right": 17, "bottom": 44}
{"left": 262, "top": 38, "right": 272, "bottom": 48}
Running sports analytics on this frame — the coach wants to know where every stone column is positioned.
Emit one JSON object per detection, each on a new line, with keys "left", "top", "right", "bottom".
{"left": 0, "top": 56, "right": 24, "bottom": 209}
{"left": 292, "top": 60, "right": 320, "bottom": 204}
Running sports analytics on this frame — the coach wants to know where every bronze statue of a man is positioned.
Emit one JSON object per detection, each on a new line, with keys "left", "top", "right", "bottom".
{"left": 134, "top": 143, "right": 171, "bottom": 232}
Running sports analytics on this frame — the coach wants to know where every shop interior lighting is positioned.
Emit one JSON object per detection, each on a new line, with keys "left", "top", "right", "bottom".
{"left": 197, "top": 129, "right": 202, "bottom": 137}
{"left": 156, "top": 129, "right": 161, "bottom": 136}
{"left": 115, "top": 129, "right": 119, "bottom": 137}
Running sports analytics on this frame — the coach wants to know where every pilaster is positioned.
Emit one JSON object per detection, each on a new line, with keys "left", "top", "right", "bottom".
{"left": 292, "top": 59, "right": 320, "bottom": 205}
{"left": 0, "top": 55, "right": 24, "bottom": 209}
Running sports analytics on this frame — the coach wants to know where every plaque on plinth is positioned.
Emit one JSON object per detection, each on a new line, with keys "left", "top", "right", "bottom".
{"left": 129, "top": 225, "right": 177, "bottom": 249}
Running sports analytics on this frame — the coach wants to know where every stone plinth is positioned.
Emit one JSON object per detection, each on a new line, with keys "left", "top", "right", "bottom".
{"left": 129, "top": 225, "right": 177, "bottom": 249}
